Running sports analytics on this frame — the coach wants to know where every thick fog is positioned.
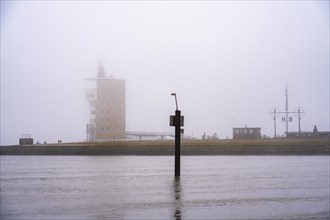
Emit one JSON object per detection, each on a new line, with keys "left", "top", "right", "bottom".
{"left": 1, "top": 1, "right": 329, "bottom": 145}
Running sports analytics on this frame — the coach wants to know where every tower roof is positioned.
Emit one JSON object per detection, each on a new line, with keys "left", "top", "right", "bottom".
{"left": 97, "top": 61, "right": 106, "bottom": 77}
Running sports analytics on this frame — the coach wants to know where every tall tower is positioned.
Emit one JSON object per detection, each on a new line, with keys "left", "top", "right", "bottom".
{"left": 85, "top": 62, "right": 126, "bottom": 141}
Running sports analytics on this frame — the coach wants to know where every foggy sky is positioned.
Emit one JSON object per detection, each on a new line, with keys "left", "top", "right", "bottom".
{"left": 1, "top": 1, "right": 329, "bottom": 145}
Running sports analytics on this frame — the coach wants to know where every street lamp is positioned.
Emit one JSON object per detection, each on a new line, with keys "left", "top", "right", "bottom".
{"left": 171, "top": 93, "right": 178, "bottom": 111}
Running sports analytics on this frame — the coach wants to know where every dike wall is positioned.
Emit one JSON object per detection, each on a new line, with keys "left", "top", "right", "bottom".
{"left": 1, "top": 139, "right": 329, "bottom": 156}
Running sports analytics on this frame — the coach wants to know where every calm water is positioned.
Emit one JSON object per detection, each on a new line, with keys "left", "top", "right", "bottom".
{"left": 0, "top": 156, "right": 329, "bottom": 220}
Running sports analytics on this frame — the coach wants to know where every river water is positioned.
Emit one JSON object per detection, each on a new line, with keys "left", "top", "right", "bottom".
{"left": 0, "top": 156, "right": 329, "bottom": 219}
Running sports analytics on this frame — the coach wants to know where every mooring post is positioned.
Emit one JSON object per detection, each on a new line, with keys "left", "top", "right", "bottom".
{"left": 175, "top": 110, "right": 181, "bottom": 177}
{"left": 170, "top": 93, "right": 184, "bottom": 177}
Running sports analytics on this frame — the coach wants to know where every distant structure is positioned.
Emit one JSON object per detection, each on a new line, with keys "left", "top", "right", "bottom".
{"left": 85, "top": 62, "right": 126, "bottom": 141}
{"left": 233, "top": 126, "right": 261, "bottom": 139}
{"left": 269, "top": 85, "right": 305, "bottom": 138}
{"left": 126, "top": 131, "right": 174, "bottom": 141}
{"left": 286, "top": 125, "right": 330, "bottom": 139}
{"left": 19, "top": 134, "right": 33, "bottom": 145}
{"left": 201, "top": 132, "right": 219, "bottom": 140}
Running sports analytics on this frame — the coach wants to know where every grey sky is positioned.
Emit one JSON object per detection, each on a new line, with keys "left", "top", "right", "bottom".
{"left": 1, "top": 1, "right": 329, "bottom": 145}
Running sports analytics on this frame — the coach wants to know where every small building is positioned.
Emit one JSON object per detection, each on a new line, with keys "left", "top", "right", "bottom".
{"left": 233, "top": 126, "right": 261, "bottom": 139}
{"left": 19, "top": 134, "right": 33, "bottom": 145}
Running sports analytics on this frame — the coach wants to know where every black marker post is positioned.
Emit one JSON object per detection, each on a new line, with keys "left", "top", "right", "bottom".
{"left": 170, "top": 93, "right": 184, "bottom": 177}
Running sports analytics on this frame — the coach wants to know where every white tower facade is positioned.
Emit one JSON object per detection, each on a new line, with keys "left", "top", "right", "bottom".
{"left": 85, "top": 63, "right": 126, "bottom": 141}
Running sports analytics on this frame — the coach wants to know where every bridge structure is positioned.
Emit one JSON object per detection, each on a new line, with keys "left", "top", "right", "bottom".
{"left": 126, "top": 131, "right": 174, "bottom": 141}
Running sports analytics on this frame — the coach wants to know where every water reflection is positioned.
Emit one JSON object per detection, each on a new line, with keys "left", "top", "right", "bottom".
{"left": 172, "top": 177, "right": 182, "bottom": 220}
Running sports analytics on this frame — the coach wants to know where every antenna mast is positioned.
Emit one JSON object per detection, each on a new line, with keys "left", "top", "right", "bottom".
{"left": 270, "top": 85, "right": 305, "bottom": 138}
{"left": 285, "top": 85, "right": 289, "bottom": 137}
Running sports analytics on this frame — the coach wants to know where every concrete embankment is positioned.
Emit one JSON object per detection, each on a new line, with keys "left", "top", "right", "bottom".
{"left": 1, "top": 139, "right": 329, "bottom": 155}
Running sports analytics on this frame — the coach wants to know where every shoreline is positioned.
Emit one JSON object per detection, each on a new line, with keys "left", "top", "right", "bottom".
{"left": 1, "top": 139, "right": 329, "bottom": 156}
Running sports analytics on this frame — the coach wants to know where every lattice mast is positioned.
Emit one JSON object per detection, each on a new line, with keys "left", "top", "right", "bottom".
{"left": 285, "top": 85, "right": 289, "bottom": 136}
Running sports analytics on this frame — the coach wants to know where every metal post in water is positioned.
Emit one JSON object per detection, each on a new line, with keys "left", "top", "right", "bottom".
{"left": 170, "top": 93, "right": 184, "bottom": 177}
{"left": 175, "top": 110, "right": 181, "bottom": 177}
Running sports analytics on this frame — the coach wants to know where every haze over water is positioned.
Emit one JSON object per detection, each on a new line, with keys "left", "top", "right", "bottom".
{"left": 1, "top": 1, "right": 329, "bottom": 144}
{"left": 1, "top": 156, "right": 329, "bottom": 219}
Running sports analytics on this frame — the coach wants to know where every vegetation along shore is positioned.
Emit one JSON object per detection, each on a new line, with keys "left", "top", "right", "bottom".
{"left": 0, "top": 138, "right": 329, "bottom": 156}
